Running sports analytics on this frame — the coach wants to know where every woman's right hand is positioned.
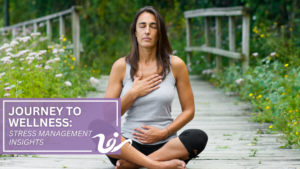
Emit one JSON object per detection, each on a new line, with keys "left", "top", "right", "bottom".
{"left": 130, "top": 71, "right": 162, "bottom": 98}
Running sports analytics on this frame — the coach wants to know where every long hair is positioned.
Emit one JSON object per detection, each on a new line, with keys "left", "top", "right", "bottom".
{"left": 125, "top": 6, "right": 173, "bottom": 82}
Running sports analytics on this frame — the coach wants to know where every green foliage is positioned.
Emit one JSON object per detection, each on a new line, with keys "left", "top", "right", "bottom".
{"left": 208, "top": 54, "right": 300, "bottom": 148}
{"left": 0, "top": 33, "right": 98, "bottom": 98}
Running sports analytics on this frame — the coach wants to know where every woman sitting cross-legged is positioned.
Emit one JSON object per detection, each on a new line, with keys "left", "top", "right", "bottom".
{"left": 105, "top": 6, "right": 208, "bottom": 169}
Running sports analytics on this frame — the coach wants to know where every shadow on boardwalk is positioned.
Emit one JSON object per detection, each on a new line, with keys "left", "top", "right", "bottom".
{"left": 1, "top": 75, "right": 299, "bottom": 169}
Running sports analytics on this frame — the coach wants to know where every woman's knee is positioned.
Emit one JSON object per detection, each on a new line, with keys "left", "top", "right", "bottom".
{"left": 106, "top": 154, "right": 118, "bottom": 166}
{"left": 180, "top": 129, "right": 208, "bottom": 151}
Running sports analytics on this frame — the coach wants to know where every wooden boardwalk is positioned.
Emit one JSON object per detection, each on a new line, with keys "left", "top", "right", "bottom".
{"left": 1, "top": 75, "right": 300, "bottom": 169}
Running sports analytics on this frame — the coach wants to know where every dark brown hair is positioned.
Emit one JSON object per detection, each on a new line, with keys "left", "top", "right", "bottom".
{"left": 125, "top": 6, "right": 173, "bottom": 81}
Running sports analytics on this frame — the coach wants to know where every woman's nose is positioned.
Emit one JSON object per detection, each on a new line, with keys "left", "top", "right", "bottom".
{"left": 145, "top": 25, "right": 150, "bottom": 34}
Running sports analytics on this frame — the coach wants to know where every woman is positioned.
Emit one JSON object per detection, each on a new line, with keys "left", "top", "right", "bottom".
{"left": 105, "top": 6, "right": 208, "bottom": 169}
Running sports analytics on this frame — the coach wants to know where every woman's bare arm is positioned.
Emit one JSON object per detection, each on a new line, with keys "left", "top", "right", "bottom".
{"left": 162, "top": 55, "right": 195, "bottom": 138}
{"left": 104, "top": 57, "right": 162, "bottom": 116}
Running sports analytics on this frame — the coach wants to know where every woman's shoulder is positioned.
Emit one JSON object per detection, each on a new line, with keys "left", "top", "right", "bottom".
{"left": 111, "top": 57, "right": 127, "bottom": 82}
{"left": 112, "top": 57, "right": 127, "bottom": 72}
{"left": 170, "top": 55, "right": 186, "bottom": 79}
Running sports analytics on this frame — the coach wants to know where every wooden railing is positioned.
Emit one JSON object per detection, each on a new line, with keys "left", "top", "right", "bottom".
{"left": 184, "top": 6, "right": 250, "bottom": 72}
{"left": 0, "top": 6, "right": 82, "bottom": 66}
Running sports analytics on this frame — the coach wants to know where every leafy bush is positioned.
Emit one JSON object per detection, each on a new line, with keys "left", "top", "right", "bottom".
{"left": 0, "top": 33, "right": 99, "bottom": 98}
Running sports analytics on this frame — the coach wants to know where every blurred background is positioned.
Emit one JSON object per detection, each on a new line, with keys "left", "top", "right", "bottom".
{"left": 1, "top": 0, "right": 299, "bottom": 75}
{"left": 0, "top": 0, "right": 300, "bottom": 151}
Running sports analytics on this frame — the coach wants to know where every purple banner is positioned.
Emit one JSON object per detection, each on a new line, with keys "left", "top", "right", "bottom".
{"left": 0, "top": 98, "right": 122, "bottom": 154}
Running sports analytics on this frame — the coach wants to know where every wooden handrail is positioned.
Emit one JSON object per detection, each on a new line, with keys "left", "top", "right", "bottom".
{"left": 0, "top": 6, "right": 82, "bottom": 66}
{"left": 184, "top": 6, "right": 250, "bottom": 72}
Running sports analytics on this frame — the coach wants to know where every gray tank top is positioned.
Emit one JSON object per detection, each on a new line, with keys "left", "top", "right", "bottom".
{"left": 121, "top": 55, "right": 177, "bottom": 145}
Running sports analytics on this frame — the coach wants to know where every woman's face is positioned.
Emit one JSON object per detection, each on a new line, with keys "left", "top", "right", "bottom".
{"left": 135, "top": 12, "right": 158, "bottom": 49}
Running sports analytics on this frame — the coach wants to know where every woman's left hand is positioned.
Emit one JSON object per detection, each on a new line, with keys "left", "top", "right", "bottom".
{"left": 132, "top": 125, "right": 167, "bottom": 144}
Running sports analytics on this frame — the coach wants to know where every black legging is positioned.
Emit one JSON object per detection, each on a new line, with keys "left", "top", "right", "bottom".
{"left": 107, "top": 129, "right": 208, "bottom": 166}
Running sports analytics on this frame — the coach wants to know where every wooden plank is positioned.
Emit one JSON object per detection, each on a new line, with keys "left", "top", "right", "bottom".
{"left": 72, "top": 8, "right": 80, "bottom": 66}
{"left": 229, "top": 16, "right": 236, "bottom": 66}
{"left": 185, "top": 46, "right": 242, "bottom": 59}
{"left": 59, "top": 16, "right": 65, "bottom": 36}
{"left": 186, "top": 18, "right": 192, "bottom": 65}
{"left": 184, "top": 6, "right": 250, "bottom": 18}
{"left": 215, "top": 17, "right": 222, "bottom": 73}
{"left": 204, "top": 17, "right": 211, "bottom": 64}
{"left": 46, "top": 19, "right": 52, "bottom": 42}
{"left": 2, "top": 76, "right": 299, "bottom": 169}
{"left": 242, "top": 14, "right": 250, "bottom": 72}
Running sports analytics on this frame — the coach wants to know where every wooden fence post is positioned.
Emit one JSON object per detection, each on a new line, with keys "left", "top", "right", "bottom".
{"left": 12, "top": 28, "right": 16, "bottom": 39}
{"left": 72, "top": 7, "right": 80, "bottom": 66}
{"left": 229, "top": 16, "right": 236, "bottom": 67}
{"left": 215, "top": 17, "right": 222, "bottom": 73}
{"left": 242, "top": 14, "right": 250, "bottom": 72}
{"left": 46, "top": 20, "right": 52, "bottom": 41}
{"left": 33, "top": 22, "right": 38, "bottom": 33}
{"left": 204, "top": 17, "right": 211, "bottom": 65}
{"left": 186, "top": 18, "right": 192, "bottom": 66}
{"left": 22, "top": 25, "right": 26, "bottom": 36}
{"left": 59, "top": 16, "right": 66, "bottom": 37}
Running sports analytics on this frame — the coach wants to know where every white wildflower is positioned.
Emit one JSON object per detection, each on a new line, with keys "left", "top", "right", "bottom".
{"left": 18, "top": 49, "right": 30, "bottom": 56}
{"left": 20, "top": 58, "right": 24, "bottom": 61}
{"left": 252, "top": 52, "right": 258, "bottom": 57}
{"left": 11, "top": 66, "right": 15, "bottom": 70}
{"left": 28, "top": 52, "right": 37, "bottom": 57}
{"left": 1, "top": 56, "right": 11, "bottom": 62}
{"left": 202, "top": 69, "right": 213, "bottom": 75}
{"left": 3, "top": 59, "right": 13, "bottom": 64}
{"left": 26, "top": 56, "right": 35, "bottom": 60}
{"left": 28, "top": 59, "right": 33, "bottom": 65}
{"left": 46, "top": 59, "right": 54, "bottom": 64}
{"left": 30, "top": 32, "right": 41, "bottom": 36}
{"left": 20, "top": 67, "right": 24, "bottom": 70}
{"left": 20, "top": 36, "right": 31, "bottom": 43}
{"left": 235, "top": 78, "right": 243, "bottom": 84}
{"left": 10, "top": 40, "right": 19, "bottom": 47}
{"left": 5, "top": 48, "right": 13, "bottom": 53}
{"left": 39, "top": 36, "right": 48, "bottom": 41}
{"left": 38, "top": 50, "right": 47, "bottom": 55}
{"left": 4, "top": 87, "right": 11, "bottom": 92}
{"left": 0, "top": 73, "right": 6, "bottom": 78}
{"left": 4, "top": 93, "right": 10, "bottom": 98}
{"left": 39, "top": 23, "right": 44, "bottom": 27}
{"left": 4, "top": 83, "right": 9, "bottom": 86}
{"left": 35, "top": 64, "right": 42, "bottom": 68}
{"left": 6, "top": 52, "right": 15, "bottom": 57}
{"left": 53, "top": 58, "right": 60, "bottom": 61}
{"left": 90, "top": 77, "right": 100, "bottom": 85}
{"left": 45, "top": 65, "right": 51, "bottom": 70}
{"left": 58, "top": 49, "right": 65, "bottom": 53}
{"left": 55, "top": 74, "right": 63, "bottom": 78}
{"left": 53, "top": 49, "right": 58, "bottom": 54}
{"left": 0, "top": 43, "right": 10, "bottom": 51}
{"left": 36, "top": 57, "right": 43, "bottom": 60}
{"left": 270, "top": 52, "right": 276, "bottom": 56}
{"left": 64, "top": 81, "right": 72, "bottom": 87}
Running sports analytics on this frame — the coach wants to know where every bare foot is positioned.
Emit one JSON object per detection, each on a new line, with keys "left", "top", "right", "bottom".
{"left": 115, "top": 159, "right": 141, "bottom": 169}
{"left": 152, "top": 159, "right": 186, "bottom": 169}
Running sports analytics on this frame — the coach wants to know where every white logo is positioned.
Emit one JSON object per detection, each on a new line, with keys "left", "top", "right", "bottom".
{"left": 92, "top": 132, "right": 132, "bottom": 153}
